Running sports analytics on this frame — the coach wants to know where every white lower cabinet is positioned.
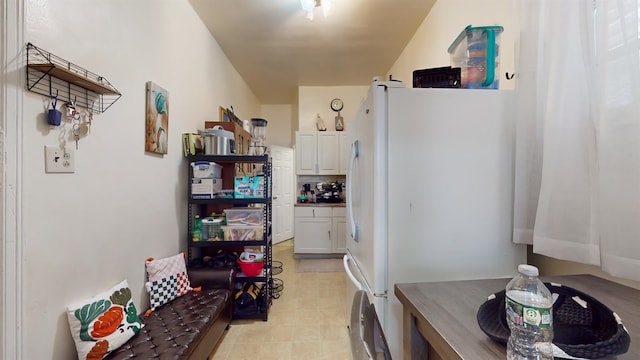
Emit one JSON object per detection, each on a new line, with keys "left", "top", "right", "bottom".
{"left": 332, "top": 207, "right": 347, "bottom": 253}
{"left": 294, "top": 206, "right": 347, "bottom": 254}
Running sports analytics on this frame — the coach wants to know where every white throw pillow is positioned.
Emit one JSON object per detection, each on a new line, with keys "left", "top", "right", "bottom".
{"left": 66, "top": 279, "right": 144, "bottom": 359}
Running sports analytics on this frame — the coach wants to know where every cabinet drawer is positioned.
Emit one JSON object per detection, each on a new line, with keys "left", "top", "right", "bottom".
{"left": 332, "top": 207, "right": 346, "bottom": 217}
{"left": 295, "top": 207, "right": 332, "bottom": 218}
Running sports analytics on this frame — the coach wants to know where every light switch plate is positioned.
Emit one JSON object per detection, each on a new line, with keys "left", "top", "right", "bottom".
{"left": 45, "top": 146, "right": 75, "bottom": 173}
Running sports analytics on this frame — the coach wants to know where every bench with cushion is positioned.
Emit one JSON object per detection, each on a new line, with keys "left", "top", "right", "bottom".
{"left": 105, "top": 268, "right": 235, "bottom": 360}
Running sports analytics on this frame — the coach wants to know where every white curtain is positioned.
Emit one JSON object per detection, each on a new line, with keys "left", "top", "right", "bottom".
{"left": 512, "top": 0, "right": 640, "bottom": 282}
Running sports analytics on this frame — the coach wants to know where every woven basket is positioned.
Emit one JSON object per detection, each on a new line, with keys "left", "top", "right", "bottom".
{"left": 477, "top": 282, "right": 630, "bottom": 359}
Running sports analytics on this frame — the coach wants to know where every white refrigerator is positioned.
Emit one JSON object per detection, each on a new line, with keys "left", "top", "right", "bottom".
{"left": 344, "top": 79, "right": 527, "bottom": 359}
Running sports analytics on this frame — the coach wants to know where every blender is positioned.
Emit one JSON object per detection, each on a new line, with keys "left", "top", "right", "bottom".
{"left": 250, "top": 118, "right": 268, "bottom": 155}
{"left": 250, "top": 118, "right": 268, "bottom": 175}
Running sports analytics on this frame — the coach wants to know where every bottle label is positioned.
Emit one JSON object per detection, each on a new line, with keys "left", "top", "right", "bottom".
{"left": 506, "top": 296, "right": 552, "bottom": 329}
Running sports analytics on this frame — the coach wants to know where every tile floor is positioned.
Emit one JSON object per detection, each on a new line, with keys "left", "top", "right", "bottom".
{"left": 210, "top": 240, "right": 352, "bottom": 360}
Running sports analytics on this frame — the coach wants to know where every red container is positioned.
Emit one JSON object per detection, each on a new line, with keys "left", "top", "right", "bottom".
{"left": 237, "top": 259, "right": 264, "bottom": 276}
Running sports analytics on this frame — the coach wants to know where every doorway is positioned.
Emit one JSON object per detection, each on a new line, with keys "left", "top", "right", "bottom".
{"left": 270, "top": 145, "right": 294, "bottom": 244}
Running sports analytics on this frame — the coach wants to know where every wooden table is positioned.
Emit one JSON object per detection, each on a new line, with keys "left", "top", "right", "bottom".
{"left": 395, "top": 275, "right": 639, "bottom": 360}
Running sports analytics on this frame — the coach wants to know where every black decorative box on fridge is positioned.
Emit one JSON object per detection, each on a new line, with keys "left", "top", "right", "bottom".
{"left": 413, "top": 66, "right": 461, "bottom": 88}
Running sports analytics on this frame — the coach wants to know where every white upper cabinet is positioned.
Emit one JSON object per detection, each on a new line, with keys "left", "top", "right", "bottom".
{"left": 339, "top": 132, "right": 348, "bottom": 175}
{"left": 317, "top": 132, "right": 340, "bottom": 174}
{"left": 295, "top": 131, "right": 318, "bottom": 174}
{"left": 295, "top": 131, "right": 345, "bottom": 175}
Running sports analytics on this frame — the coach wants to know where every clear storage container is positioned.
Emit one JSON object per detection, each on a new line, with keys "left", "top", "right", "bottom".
{"left": 448, "top": 25, "right": 503, "bottom": 89}
{"left": 190, "top": 161, "right": 222, "bottom": 178}
{"left": 222, "top": 225, "right": 264, "bottom": 241}
{"left": 201, "top": 217, "right": 224, "bottom": 241}
{"left": 223, "top": 208, "right": 263, "bottom": 226}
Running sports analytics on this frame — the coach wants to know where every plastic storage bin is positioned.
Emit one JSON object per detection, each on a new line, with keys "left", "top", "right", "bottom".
{"left": 448, "top": 25, "right": 503, "bottom": 89}
{"left": 222, "top": 225, "right": 264, "bottom": 241}
{"left": 190, "top": 161, "right": 222, "bottom": 178}
{"left": 223, "top": 208, "right": 263, "bottom": 226}
{"left": 201, "top": 217, "right": 224, "bottom": 241}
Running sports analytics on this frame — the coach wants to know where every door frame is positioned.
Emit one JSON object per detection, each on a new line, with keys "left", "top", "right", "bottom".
{"left": 2, "top": 0, "right": 25, "bottom": 358}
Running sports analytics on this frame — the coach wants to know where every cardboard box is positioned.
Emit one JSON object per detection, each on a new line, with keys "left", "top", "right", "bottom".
{"left": 234, "top": 176, "right": 265, "bottom": 198}
{"left": 191, "top": 178, "right": 223, "bottom": 199}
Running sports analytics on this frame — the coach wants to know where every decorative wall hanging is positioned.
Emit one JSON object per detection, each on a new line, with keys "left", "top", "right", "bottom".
{"left": 219, "top": 106, "right": 230, "bottom": 122}
{"left": 219, "top": 106, "right": 243, "bottom": 127}
{"left": 145, "top": 82, "right": 169, "bottom": 154}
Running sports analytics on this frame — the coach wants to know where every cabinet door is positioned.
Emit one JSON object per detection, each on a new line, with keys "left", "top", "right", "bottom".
{"left": 317, "top": 132, "right": 340, "bottom": 174}
{"left": 294, "top": 217, "right": 332, "bottom": 253}
{"left": 332, "top": 216, "right": 347, "bottom": 253}
{"left": 339, "top": 132, "right": 347, "bottom": 175}
{"left": 332, "top": 207, "right": 347, "bottom": 253}
{"left": 295, "top": 132, "right": 317, "bottom": 175}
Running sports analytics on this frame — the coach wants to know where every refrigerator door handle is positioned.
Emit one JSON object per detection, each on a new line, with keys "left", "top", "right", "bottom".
{"left": 347, "top": 140, "right": 359, "bottom": 241}
{"left": 345, "top": 254, "right": 388, "bottom": 299}
{"left": 343, "top": 254, "right": 363, "bottom": 291}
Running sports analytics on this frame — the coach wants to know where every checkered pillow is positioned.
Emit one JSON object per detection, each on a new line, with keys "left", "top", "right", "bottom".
{"left": 144, "top": 253, "right": 192, "bottom": 312}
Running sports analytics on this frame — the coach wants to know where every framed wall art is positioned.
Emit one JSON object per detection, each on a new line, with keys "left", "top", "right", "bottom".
{"left": 219, "top": 106, "right": 242, "bottom": 126}
{"left": 145, "top": 81, "right": 169, "bottom": 154}
{"left": 219, "top": 106, "right": 230, "bottom": 122}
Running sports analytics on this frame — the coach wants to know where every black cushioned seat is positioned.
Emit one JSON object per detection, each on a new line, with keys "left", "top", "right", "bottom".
{"left": 106, "top": 268, "right": 234, "bottom": 360}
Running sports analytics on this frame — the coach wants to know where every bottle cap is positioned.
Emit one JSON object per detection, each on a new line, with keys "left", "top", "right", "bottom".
{"left": 518, "top": 264, "right": 539, "bottom": 276}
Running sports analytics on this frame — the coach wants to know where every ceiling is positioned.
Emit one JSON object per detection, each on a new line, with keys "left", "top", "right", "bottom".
{"left": 189, "top": 0, "right": 436, "bottom": 104}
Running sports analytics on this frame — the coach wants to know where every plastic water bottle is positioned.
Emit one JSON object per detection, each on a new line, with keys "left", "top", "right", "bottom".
{"left": 505, "top": 264, "right": 554, "bottom": 359}
{"left": 192, "top": 215, "right": 202, "bottom": 242}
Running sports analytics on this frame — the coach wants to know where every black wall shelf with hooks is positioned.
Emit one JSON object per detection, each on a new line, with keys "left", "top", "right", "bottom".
{"left": 25, "top": 42, "right": 121, "bottom": 114}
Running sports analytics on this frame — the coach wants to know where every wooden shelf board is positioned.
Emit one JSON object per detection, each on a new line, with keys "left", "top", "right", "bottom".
{"left": 28, "top": 63, "right": 121, "bottom": 95}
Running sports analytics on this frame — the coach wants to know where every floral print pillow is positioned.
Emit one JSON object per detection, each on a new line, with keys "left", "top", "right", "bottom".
{"left": 67, "top": 280, "right": 144, "bottom": 359}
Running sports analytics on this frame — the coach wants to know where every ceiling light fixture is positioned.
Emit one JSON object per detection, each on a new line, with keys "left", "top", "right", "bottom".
{"left": 300, "top": 0, "right": 333, "bottom": 21}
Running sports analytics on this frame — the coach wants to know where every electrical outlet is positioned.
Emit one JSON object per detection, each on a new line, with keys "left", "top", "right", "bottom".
{"left": 45, "top": 146, "right": 75, "bottom": 173}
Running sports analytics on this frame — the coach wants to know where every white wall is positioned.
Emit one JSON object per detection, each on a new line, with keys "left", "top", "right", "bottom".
{"left": 21, "top": 1, "right": 260, "bottom": 358}
{"left": 261, "top": 104, "right": 293, "bottom": 147}
{"left": 388, "top": 0, "right": 516, "bottom": 90}
{"left": 297, "top": 86, "right": 369, "bottom": 131}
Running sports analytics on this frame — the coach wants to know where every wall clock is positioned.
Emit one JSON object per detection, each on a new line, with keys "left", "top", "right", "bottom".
{"left": 331, "top": 98, "right": 344, "bottom": 112}
{"left": 331, "top": 98, "right": 344, "bottom": 131}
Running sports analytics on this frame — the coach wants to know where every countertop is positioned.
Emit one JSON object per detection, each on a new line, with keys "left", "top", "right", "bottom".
{"left": 294, "top": 202, "right": 345, "bottom": 207}
{"left": 394, "top": 274, "right": 640, "bottom": 359}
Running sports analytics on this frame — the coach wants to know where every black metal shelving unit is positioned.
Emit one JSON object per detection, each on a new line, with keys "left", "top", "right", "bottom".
{"left": 186, "top": 154, "right": 273, "bottom": 321}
